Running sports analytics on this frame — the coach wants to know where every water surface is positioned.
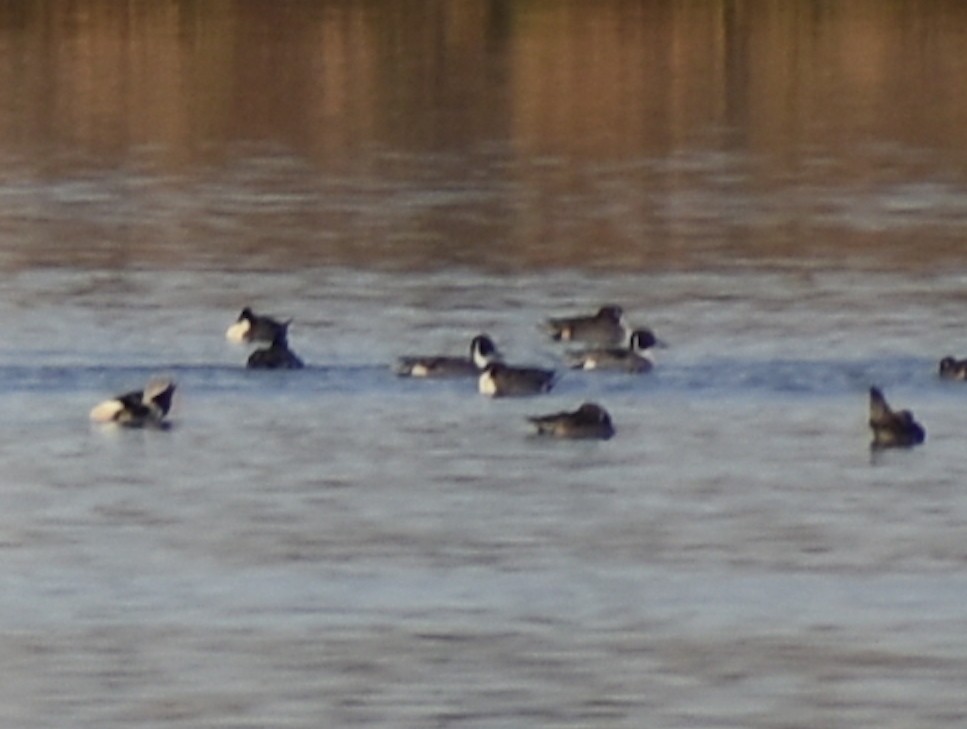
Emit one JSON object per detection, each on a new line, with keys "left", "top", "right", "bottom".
{"left": 3, "top": 267, "right": 967, "bottom": 727}
{"left": 2, "top": 2, "right": 967, "bottom": 727}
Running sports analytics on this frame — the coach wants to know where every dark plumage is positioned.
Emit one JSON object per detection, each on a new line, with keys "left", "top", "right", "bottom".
{"left": 247, "top": 333, "right": 304, "bottom": 369}
{"left": 544, "top": 305, "right": 626, "bottom": 346}
{"left": 939, "top": 356, "right": 967, "bottom": 381}
{"left": 478, "top": 362, "right": 556, "bottom": 397}
{"left": 869, "top": 386, "right": 925, "bottom": 449}
{"left": 89, "top": 378, "right": 176, "bottom": 428}
{"left": 528, "top": 402, "right": 615, "bottom": 440}
{"left": 395, "top": 334, "right": 501, "bottom": 377}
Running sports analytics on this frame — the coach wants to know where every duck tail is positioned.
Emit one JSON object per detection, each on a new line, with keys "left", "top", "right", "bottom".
{"left": 868, "top": 386, "right": 893, "bottom": 426}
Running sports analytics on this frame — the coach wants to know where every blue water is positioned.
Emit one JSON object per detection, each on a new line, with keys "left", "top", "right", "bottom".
{"left": 2, "top": 267, "right": 967, "bottom": 727}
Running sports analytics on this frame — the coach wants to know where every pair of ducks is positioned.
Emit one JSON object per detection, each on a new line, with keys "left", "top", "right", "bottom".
{"left": 531, "top": 387, "right": 927, "bottom": 447}
{"left": 225, "top": 307, "right": 304, "bottom": 369}
{"left": 399, "top": 334, "right": 559, "bottom": 397}
{"left": 88, "top": 307, "right": 303, "bottom": 428}
{"left": 871, "top": 354, "right": 967, "bottom": 449}
{"left": 870, "top": 348, "right": 967, "bottom": 448}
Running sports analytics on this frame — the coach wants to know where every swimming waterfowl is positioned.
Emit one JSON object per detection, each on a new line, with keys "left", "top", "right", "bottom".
{"left": 528, "top": 402, "right": 615, "bottom": 440}
{"left": 226, "top": 307, "right": 291, "bottom": 344}
{"left": 939, "top": 356, "right": 967, "bottom": 380}
{"left": 395, "top": 334, "right": 501, "bottom": 377}
{"left": 565, "top": 328, "right": 664, "bottom": 373}
{"left": 479, "top": 362, "right": 556, "bottom": 397}
{"left": 247, "top": 332, "right": 305, "bottom": 369}
{"left": 89, "top": 378, "right": 176, "bottom": 428}
{"left": 544, "top": 305, "right": 626, "bottom": 346}
{"left": 868, "top": 386, "right": 925, "bottom": 449}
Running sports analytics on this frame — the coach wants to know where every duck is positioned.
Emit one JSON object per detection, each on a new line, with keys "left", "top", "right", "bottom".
{"left": 395, "top": 334, "right": 501, "bottom": 377}
{"left": 247, "top": 331, "right": 305, "bottom": 370}
{"left": 527, "top": 402, "right": 615, "bottom": 440}
{"left": 868, "top": 386, "right": 925, "bottom": 448}
{"left": 89, "top": 378, "right": 176, "bottom": 428}
{"left": 938, "top": 356, "right": 967, "bottom": 380}
{"left": 564, "top": 328, "right": 664, "bottom": 372}
{"left": 479, "top": 362, "right": 556, "bottom": 397}
{"left": 226, "top": 307, "right": 291, "bottom": 345}
{"left": 543, "top": 305, "right": 626, "bottom": 346}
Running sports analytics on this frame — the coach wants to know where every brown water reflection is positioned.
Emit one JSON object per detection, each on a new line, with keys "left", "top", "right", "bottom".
{"left": 0, "top": 0, "right": 965, "bottom": 270}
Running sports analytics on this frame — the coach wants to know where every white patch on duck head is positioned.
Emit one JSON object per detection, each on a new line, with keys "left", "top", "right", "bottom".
{"left": 471, "top": 336, "right": 501, "bottom": 369}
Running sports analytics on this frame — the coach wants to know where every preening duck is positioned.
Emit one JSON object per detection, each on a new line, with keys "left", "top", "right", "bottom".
{"left": 868, "top": 386, "right": 925, "bottom": 449}
{"left": 90, "top": 378, "right": 176, "bottom": 428}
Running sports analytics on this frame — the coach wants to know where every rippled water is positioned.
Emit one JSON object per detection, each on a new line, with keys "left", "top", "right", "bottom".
{"left": 3, "top": 1, "right": 967, "bottom": 726}
{"left": 3, "top": 267, "right": 967, "bottom": 727}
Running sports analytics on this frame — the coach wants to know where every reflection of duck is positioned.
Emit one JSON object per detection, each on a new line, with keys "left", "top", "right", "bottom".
{"left": 565, "top": 328, "right": 664, "bottom": 372}
{"left": 226, "top": 307, "right": 291, "bottom": 345}
{"left": 90, "top": 378, "right": 176, "bottom": 428}
{"left": 939, "top": 356, "right": 967, "bottom": 380}
{"left": 544, "top": 305, "right": 625, "bottom": 345}
{"left": 528, "top": 402, "right": 615, "bottom": 440}
{"left": 395, "top": 334, "right": 501, "bottom": 377}
{"left": 869, "top": 386, "right": 925, "bottom": 449}
{"left": 247, "top": 332, "right": 304, "bottom": 369}
{"left": 479, "top": 362, "right": 556, "bottom": 397}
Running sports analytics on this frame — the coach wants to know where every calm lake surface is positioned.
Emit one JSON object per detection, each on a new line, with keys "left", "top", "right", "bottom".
{"left": 2, "top": 2, "right": 967, "bottom": 727}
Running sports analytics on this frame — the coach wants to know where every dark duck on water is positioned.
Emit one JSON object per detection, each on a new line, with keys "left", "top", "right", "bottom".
{"left": 868, "top": 386, "right": 925, "bottom": 449}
